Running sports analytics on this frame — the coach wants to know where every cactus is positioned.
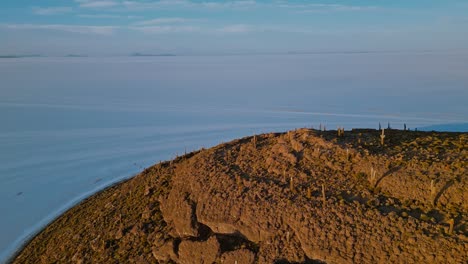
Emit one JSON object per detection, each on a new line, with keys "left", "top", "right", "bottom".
{"left": 253, "top": 135, "right": 257, "bottom": 149}
{"left": 379, "top": 122, "right": 381, "bottom": 130}
{"left": 404, "top": 123, "right": 407, "bottom": 131}
{"left": 448, "top": 218, "right": 454, "bottom": 235}
{"left": 314, "top": 147, "right": 320, "bottom": 157}
{"left": 322, "top": 184, "right": 326, "bottom": 205}
{"left": 337, "top": 127, "right": 344, "bottom": 137}
{"left": 430, "top": 180, "right": 437, "bottom": 205}
{"left": 380, "top": 128, "right": 386, "bottom": 146}
{"left": 236, "top": 175, "right": 243, "bottom": 192}
{"left": 290, "top": 176, "right": 294, "bottom": 192}
{"left": 337, "top": 127, "right": 341, "bottom": 137}
{"left": 307, "top": 187, "right": 312, "bottom": 199}
{"left": 369, "top": 167, "right": 377, "bottom": 187}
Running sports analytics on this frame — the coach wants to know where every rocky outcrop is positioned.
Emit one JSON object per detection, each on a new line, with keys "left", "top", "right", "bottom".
{"left": 178, "top": 236, "right": 220, "bottom": 264}
{"left": 160, "top": 191, "right": 199, "bottom": 238}
{"left": 155, "top": 129, "right": 467, "bottom": 263}
{"left": 13, "top": 128, "right": 467, "bottom": 264}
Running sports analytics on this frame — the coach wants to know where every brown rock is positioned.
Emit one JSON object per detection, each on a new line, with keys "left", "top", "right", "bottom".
{"left": 220, "top": 249, "right": 256, "bottom": 264}
{"left": 178, "top": 236, "right": 220, "bottom": 264}
{"left": 160, "top": 191, "right": 199, "bottom": 237}
{"left": 152, "top": 239, "right": 177, "bottom": 262}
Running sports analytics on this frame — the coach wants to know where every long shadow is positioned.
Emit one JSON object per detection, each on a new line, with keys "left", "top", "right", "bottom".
{"left": 374, "top": 165, "right": 402, "bottom": 188}
{"left": 434, "top": 180, "right": 454, "bottom": 206}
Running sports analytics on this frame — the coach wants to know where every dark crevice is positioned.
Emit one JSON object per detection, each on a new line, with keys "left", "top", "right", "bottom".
{"left": 196, "top": 222, "right": 213, "bottom": 241}
{"left": 274, "top": 258, "right": 327, "bottom": 264}
{"left": 216, "top": 232, "right": 259, "bottom": 254}
{"left": 173, "top": 237, "right": 181, "bottom": 256}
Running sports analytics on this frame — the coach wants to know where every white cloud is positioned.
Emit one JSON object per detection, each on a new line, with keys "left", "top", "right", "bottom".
{"left": 121, "top": 0, "right": 190, "bottom": 10}
{"left": 218, "top": 24, "right": 253, "bottom": 33}
{"left": 32, "top": 7, "right": 72, "bottom": 15}
{"left": 277, "top": 3, "right": 378, "bottom": 13}
{"left": 200, "top": 0, "right": 256, "bottom": 9}
{"left": 134, "top": 18, "right": 190, "bottom": 26}
{"left": 78, "top": 14, "right": 141, "bottom": 19}
{"left": 69, "top": 0, "right": 377, "bottom": 12}
{"left": 2, "top": 24, "right": 116, "bottom": 35}
{"left": 130, "top": 25, "right": 199, "bottom": 34}
{"left": 75, "top": 0, "right": 119, "bottom": 8}
{"left": 74, "top": 0, "right": 258, "bottom": 10}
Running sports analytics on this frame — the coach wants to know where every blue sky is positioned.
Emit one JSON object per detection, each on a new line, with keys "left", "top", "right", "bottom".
{"left": 1, "top": 0, "right": 468, "bottom": 55}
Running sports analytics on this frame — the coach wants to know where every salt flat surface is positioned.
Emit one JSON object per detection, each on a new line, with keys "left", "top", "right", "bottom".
{"left": 0, "top": 53, "right": 467, "bottom": 262}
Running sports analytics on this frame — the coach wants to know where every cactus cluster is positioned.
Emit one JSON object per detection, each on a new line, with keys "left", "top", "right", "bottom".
{"left": 319, "top": 123, "right": 326, "bottom": 132}
{"left": 337, "top": 127, "right": 345, "bottom": 137}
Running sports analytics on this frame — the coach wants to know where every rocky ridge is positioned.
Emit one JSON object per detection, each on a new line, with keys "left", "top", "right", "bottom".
{"left": 13, "top": 128, "right": 467, "bottom": 263}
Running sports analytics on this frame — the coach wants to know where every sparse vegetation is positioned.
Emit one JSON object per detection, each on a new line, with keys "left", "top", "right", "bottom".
{"left": 13, "top": 128, "right": 467, "bottom": 264}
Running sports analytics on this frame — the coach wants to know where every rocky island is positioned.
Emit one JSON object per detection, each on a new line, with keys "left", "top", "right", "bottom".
{"left": 12, "top": 128, "right": 467, "bottom": 263}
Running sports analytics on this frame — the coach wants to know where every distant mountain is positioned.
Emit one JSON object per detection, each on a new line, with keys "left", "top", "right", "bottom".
{"left": 0, "top": 54, "right": 41, "bottom": 58}
{"left": 65, "top": 54, "right": 88, "bottom": 57}
{"left": 419, "top": 123, "right": 468, "bottom": 132}
{"left": 131, "top": 53, "right": 176, "bottom": 57}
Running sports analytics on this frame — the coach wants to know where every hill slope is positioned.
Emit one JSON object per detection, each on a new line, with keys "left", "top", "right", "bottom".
{"left": 13, "top": 129, "right": 467, "bottom": 263}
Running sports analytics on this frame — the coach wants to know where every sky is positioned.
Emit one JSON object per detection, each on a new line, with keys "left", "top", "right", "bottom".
{"left": 1, "top": 0, "right": 468, "bottom": 55}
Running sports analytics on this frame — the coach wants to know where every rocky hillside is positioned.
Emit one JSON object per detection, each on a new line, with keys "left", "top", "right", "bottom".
{"left": 13, "top": 128, "right": 467, "bottom": 263}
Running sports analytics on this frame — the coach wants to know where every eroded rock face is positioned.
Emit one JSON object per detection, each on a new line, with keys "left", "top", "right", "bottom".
{"left": 151, "top": 239, "right": 177, "bottom": 262}
{"left": 178, "top": 236, "right": 220, "bottom": 264}
{"left": 160, "top": 191, "right": 199, "bottom": 238}
{"left": 221, "top": 249, "right": 256, "bottom": 264}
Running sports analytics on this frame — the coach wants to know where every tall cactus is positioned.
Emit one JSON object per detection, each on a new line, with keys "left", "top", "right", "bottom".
{"left": 369, "top": 167, "right": 377, "bottom": 187}
{"left": 380, "top": 128, "right": 386, "bottom": 146}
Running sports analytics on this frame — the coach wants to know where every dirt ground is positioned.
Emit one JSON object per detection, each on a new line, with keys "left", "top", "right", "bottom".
{"left": 13, "top": 128, "right": 467, "bottom": 263}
